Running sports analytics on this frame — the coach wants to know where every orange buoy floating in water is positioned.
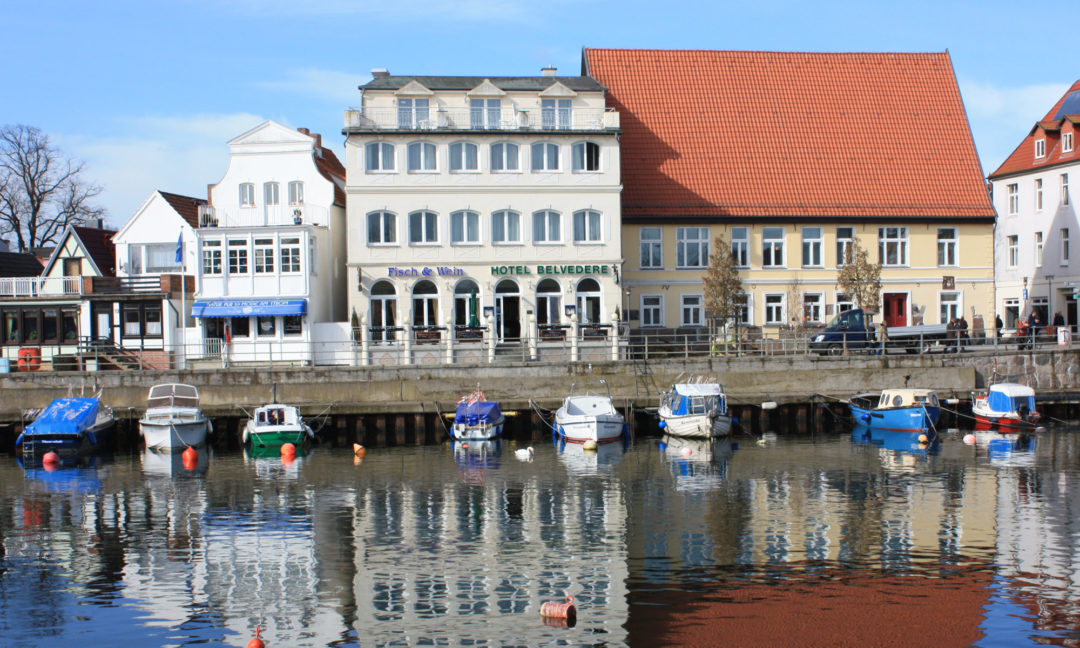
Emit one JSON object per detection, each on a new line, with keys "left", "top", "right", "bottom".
{"left": 42, "top": 452, "right": 60, "bottom": 468}
{"left": 182, "top": 446, "right": 198, "bottom": 465}
{"left": 247, "top": 626, "right": 265, "bottom": 648}
{"left": 353, "top": 443, "right": 366, "bottom": 457}
{"left": 540, "top": 594, "right": 576, "bottom": 621}
{"left": 281, "top": 442, "right": 296, "bottom": 457}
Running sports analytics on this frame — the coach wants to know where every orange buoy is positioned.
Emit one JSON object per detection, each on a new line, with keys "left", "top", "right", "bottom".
{"left": 182, "top": 446, "right": 198, "bottom": 462}
{"left": 280, "top": 442, "right": 296, "bottom": 457}
{"left": 353, "top": 443, "right": 366, "bottom": 457}
{"left": 540, "top": 594, "right": 576, "bottom": 620}
{"left": 247, "top": 626, "right": 265, "bottom": 648}
{"left": 42, "top": 451, "right": 60, "bottom": 467}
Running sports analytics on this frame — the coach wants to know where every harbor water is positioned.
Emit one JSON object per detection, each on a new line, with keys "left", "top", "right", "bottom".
{"left": 1, "top": 422, "right": 1079, "bottom": 647}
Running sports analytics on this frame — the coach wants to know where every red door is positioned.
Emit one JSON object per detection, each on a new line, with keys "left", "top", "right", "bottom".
{"left": 883, "top": 293, "right": 907, "bottom": 327}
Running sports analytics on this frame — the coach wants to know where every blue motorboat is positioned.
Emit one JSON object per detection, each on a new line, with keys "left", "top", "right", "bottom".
{"left": 848, "top": 389, "right": 940, "bottom": 433}
{"left": 15, "top": 397, "right": 115, "bottom": 461}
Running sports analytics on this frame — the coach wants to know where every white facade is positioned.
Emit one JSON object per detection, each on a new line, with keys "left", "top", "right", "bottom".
{"left": 344, "top": 69, "right": 623, "bottom": 357}
{"left": 991, "top": 139, "right": 1078, "bottom": 330}
{"left": 194, "top": 121, "right": 347, "bottom": 365}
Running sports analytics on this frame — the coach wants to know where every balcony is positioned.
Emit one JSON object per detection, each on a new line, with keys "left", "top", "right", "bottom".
{"left": 0, "top": 276, "right": 82, "bottom": 298}
{"left": 0, "top": 275, "right": 186, "bottom": 299}
{"left": 344, "top": 107, "right": 619, "bottom": 132}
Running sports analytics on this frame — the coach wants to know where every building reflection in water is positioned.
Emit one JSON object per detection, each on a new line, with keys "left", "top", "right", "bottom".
{"left": 0, "top": 430, "right": 1078, "bottom": 645}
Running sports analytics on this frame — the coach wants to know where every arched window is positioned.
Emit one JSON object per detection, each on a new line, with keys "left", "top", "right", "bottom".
{"left": 491, "top": 142, "right": 519, "bottom": 172}
{"left": 407, "top": 141, "right": 437, "bottom": 171}
{"left": 367, "top": 211, "right": 396, "bottom": 244}
{"left": 573, "top": 209, "right": 602, "bottom": 243}
{"left": 370, "top": 281, "right": 397, "bottom": 343}
{"left": 365, "top": 142, "right": 395, "bottom": 172}
{"left": 454, "top": 280, "right": 481, "bottom": 328}
{"left": 536, "top": 278, "right": 561, "bottom": 326}
{"left": 572, "top": 141, "right": 600, "bottom": 172}
{"left": 412, "top": 280, "right": 439, "bottom": 327}
{"left": 532, "top": 210, "right": 561, "bottom": 243}
{"left": 449, "top": 141, "right": 478, "bottom": 172}
{"left": 409, "top": 210, "right": 438, "bottom": 244}
{"left": 492, "top": 210, "right": 521, "bottom": 244}
{"left": 531, "top": 142, "right": 559, "bottom": 171}
{"left": 575, "top": 278, "right": 602, "bottom": 325}
{"left": 451, "top": 210, "right": 479, "bottom": 244}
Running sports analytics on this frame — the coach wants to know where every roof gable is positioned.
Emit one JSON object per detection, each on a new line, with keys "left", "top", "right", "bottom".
{"left": 990, "top": 79, "right": 1080, "bottom": 179}
{"left": 467, "top": 79, "right": 506, "bottom": 97}
{"left": 584, "top": 48, "right": 994, "bottom": 220}
{"left": 113, "top": 191, "right": 204, "bottom": 241}
{"left": 395, "top": 80, "right": 434, "bottom": 96}
{"left": 538, "top": 81, "right": 578, "bottom": 98}
{"left": 228, "top": 120, "right": 314, "bottom": 147}
{"left": 41, "top": 225, "right": 117, "bottom": 277}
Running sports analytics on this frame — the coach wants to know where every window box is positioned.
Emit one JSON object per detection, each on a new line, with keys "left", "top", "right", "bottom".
{"left": 455, "top": 326, "right": 485, "bottom": 343}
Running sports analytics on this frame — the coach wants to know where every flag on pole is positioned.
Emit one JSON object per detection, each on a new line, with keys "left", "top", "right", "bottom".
{"left": 175, "top": 233, "right": 183, "bottom": 264}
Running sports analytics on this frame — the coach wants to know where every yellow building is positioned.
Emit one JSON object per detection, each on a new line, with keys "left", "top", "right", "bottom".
{"left": 586, "top": 49, "right": 995, "bottom": 337}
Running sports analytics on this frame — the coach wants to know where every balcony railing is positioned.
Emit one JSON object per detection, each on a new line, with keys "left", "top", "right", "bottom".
{"left": 344, "top": 107, "right": 618, "bottom": 132}
{"left": 0, "top": 276, "right": 82, "bottom": 297}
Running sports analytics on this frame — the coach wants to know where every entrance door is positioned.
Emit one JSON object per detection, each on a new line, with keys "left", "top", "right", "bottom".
{"left": 494, "top": 280, "right": 521, "bottom": 341}
{"left": 1067, "top": 298, "right": 1077, "bottom": 334}
{"left": 882, "top": 293, "right": 907, "bottom": 327}
{"left": 91, "top": 303, "right": 113, "bottom": 342}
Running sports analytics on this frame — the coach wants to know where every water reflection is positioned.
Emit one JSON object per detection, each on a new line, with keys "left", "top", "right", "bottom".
{"left": 0, "top": 427, "right": 1079, "bottom": 646}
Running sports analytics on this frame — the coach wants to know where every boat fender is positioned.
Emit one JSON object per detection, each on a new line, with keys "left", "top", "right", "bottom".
{"left": 540, "top": 595, "right": 576, "bottom": 620}
{"left": 42, "top": 451, "right": 60, "bottom": 468}
{"left": 732, "top": 416, "right": 739, "bottom": 424}
{"left": 945, "top": 398, "right": 960, "bottom": 405}
{"left": 623, "top": 423, "right": 629, "bottom": 436}
{"left": 963, "top": 434, "right": 976, "bottom": 445}
{"left": 658, "top": 420, "right": 667, "bottom": 429}
{"left": 761, "top": 401, "right": 778, "bottom": 411}
{"left": 860, "top": 414, "right": 870, "bottom": 421}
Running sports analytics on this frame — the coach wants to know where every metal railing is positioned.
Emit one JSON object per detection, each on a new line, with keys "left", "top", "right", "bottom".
{"left": 344, "top": 107, "right": 614, "bottom": 132}
{"left": 0, "top": 276, "right": 82, "bottom": 297}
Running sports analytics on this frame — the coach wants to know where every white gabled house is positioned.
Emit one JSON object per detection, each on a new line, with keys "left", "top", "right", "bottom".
{"left": 190, "top": 121, "right": 348, "bottom": 366}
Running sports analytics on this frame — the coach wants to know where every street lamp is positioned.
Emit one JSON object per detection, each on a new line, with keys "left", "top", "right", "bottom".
{"left": 1047, "top": 274, "right": 1055, "bottom": 322}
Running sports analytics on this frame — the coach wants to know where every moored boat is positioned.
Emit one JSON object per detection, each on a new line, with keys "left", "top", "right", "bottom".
{"left": 849, "top": 389, "right": 940, "bottom": 433}
{"left": 450, "top": 388, "right": 504, "bottom": 441}
{"left": 657, "top": 378, "right": 732, "bottom": 438}
{"left": 242, "top": 403, "right": 314, "bottom": 448}
{"left": 554, "top": 381, "right": 625, "bottom": 444}
{"left": 139, "top": 383, "right": 212, "bottom": 452}
{"left": 15, "top": 397, "right": 115, "bottom": 462}
{"left": 972, "top": 383, "right": 1039, "bottom": 431}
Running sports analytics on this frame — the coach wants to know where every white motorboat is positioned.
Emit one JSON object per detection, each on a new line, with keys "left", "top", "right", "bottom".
{"left": 554, "top": 381, "right": 625, "bottom": 444}
{"left": 657, "top": 378, "right": 732, "bottom": 438}
{"left": 139, "top": 384, "right": 212, "bottom": 452}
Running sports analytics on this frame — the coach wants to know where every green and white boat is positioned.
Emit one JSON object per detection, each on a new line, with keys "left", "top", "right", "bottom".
{"left": 242, "top": 403, "right": 314, "bottom": 448}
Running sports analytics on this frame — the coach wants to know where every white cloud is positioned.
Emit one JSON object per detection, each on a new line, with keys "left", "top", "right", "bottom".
{"left": 255, "top": 68, "right": 366, "bottom": 104}
{"left": 56, "top": 112, "right": 268, "bottom": 227}
{"left": 959, "top": 79, "right": 1070, "bottom": 173}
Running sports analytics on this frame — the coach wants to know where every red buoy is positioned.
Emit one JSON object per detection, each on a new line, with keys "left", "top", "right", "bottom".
{"left": 42, "top": 452, "right": 60, "bottom": 468}
{"left": 247, "top": 626, "right": 265, "bottom": 648}
{"left": 182, "top": 446, "right": 198, "bottom": 463}
{"left": 540, "top": 594, "right": 576, "bottom": 620}
{"left": 280, "top": 442, "right": 296, "bottom": 457}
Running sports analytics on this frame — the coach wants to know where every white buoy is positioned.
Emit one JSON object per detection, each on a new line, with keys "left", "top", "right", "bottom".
{"left": 963, "top": 434, "right": 976, "bottom": 445}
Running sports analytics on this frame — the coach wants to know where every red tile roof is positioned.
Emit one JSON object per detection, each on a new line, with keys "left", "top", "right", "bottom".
{"left": 989, "top": 80, "right": 1080, "bottom": 180}
{"left": 583, "top": 49, "right": 995, "bottom": 221}
{"left": 314, "top": 146, "right": 347, "bottom": 207}
{"left": 158, "top": 191, "right": 207, "bottom": 229}
{"left": 72, "top": 225, "right": 117, "bottom": 276}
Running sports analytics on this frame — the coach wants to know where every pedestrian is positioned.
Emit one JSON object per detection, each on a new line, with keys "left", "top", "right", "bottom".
{"left": 995, "top": 314, "right": 1003, "bottom": 339}
{"left": 1028, "top": 311, "right": 1041, "bottom": 346}
{"left": 959, "top": 315, "right": 969, "bottom": 350}
{"left": 1053, "top": 311, "right": 1065, "bottom": 335}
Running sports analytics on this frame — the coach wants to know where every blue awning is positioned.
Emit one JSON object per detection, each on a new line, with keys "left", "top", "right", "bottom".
{"left": 191, "top": 299, "right": 307, "bottom": 318}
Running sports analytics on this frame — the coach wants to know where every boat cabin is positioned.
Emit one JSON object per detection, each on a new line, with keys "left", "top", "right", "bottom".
{"left": 256, "top": 405, "right": 298, "bottom": 426}
{"left": 663, "top": 383, "right": 725, "bottom": 416}
{"left": 877, "top": 389, "right": 939, "bottom": 410}
{"left": 987, "top": 384, "right": 1035, "bottom": 414}
{"left": 146, "top": 383, "right": 200, "bottom": 410}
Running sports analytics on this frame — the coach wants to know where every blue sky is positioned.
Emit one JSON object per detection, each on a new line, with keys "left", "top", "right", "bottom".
{"left": 2, "top": 0, "right": 1076, "bottom": 227}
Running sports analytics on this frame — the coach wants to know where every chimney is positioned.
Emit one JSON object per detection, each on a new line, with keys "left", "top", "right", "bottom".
{"left": 298, "top": 128, "right": 322, "bottom": 150}
{"left": 541, "top": 65, "right": 557, "bottom": 77}
{"left": 297, "top": 127, "right": 310, "bottom": 136}
{"left": 371, "top": 68, "right": 390, "bottom": 79}
{"left": 96, "top": 218, "right": 105, "bottom": 229}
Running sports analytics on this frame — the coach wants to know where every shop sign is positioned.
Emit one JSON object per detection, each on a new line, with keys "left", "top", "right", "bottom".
{"left": 388, "top": 266, "right": 464, "bottom": 278}
{"left": 490, "top": 264, "right": 612, "bottom": 276}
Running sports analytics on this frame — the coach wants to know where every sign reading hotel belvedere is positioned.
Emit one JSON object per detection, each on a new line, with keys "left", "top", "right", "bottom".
{"left": 490, "top": 264, "right": 611, "bottom": 276}
{"left": 388, "top": 266, "right": 465, "bottom": 277}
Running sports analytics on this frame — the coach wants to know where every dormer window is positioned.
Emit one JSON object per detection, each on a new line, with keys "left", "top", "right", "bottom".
{"left": 1035, "top": 138, "right": 1046, "bottom": 158}
{"left": 1064, "top": 132, "right": 1074, "bottom": 153}
{"left": 398, "top": 98, "right": 429, "bottom": 129}
{"left": 541, "top": 99, "right": 572, "bottom": 129}
{"left": 470, "top": 98, "right": 501, "bottom": 129}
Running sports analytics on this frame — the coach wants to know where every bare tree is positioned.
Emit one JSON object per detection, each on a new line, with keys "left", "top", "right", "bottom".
{"left": 786, "top": 275, "right": 803, "bottom": 328}
{"left": 0, "top": 124, "right": 104, "bottom": 252}
{"left": 837, "top": 239, "right": 882, "bottom": 314}
{"left": 703, "top": 235, "right": 744, "bottom": 348}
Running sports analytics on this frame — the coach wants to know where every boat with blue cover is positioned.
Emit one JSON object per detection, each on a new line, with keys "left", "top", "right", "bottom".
{"left": 657, "top": 378, "right": 733, "bottom": 438}
{"left": 848, "top": 389, "right": 940, "bottom": 433}
{"left": 15, "top": 397, "right": 115, "bottom": 461}
{"left": 450, "top": 388, "right": 504, "bottom": 441}
{"left": 971, "top": 383, "right": 1040, "bottom": 431}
